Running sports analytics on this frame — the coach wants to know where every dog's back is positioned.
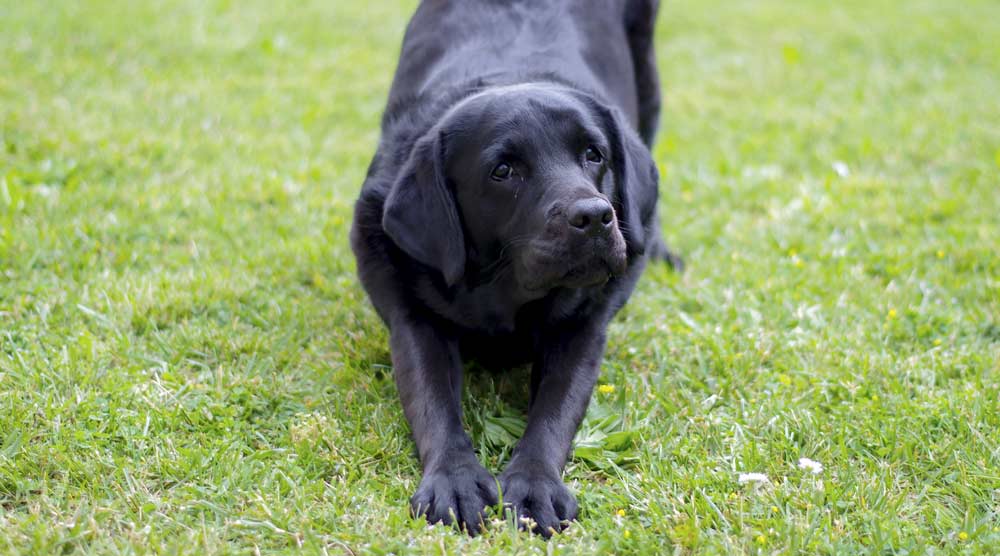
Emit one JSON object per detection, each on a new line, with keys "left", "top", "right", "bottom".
{"left": 387, "top": 0, "right": 656, "bottom": 140}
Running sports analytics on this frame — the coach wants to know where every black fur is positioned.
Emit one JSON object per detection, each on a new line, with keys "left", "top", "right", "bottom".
{"left": 350, "top": 0, "right": 679, "bottom": 537}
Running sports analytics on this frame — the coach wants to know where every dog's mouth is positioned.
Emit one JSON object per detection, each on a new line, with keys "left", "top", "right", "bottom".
{"left": 518, "top": 243, "right": 626, "bottom": 292}
{"left": 557, "top": 261, "right": 614, "bottom": 288}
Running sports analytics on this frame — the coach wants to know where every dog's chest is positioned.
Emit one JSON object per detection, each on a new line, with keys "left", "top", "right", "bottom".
{"left": 420, "top": 277, "right": 548, "bottom": 337}
{"left": 447, "top": 285, "right": 523, "bottom": 335}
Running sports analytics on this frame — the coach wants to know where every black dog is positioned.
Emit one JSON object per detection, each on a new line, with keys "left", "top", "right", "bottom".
{"left": 350, "top": 0, "right": 678, "bottom": 537}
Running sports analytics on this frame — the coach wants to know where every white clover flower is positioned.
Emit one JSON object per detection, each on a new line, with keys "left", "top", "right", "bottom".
{"left": 797, "top": 457, "right": 824, "bottom": 474}
{"left": 738, "top": 472, "right": 770, "bottom": 484}
{"left": 832, "top": 161, "right": 850, "bottom": 177}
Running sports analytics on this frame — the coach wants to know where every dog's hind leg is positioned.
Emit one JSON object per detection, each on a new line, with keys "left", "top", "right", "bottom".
{"left": 625, "top": 0, "right": 662, "bottom": 147}
{"left": 647, "top": 214, "right": 685, "bottom": 271}
{"left": 625, "top": 1, "right": 683, "bottom": 270}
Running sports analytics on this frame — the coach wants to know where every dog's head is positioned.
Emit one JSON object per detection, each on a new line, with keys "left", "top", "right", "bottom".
{"left": 382, "top": 84, "right": 657, "bottom": 293}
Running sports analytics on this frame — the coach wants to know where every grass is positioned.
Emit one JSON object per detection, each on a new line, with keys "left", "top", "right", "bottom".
{"left": 1, "top": 0, "right": 999, "bottom": 553}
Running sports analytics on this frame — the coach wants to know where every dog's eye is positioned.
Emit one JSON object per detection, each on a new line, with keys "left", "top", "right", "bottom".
{"left": 491, "top": 162, "right": 514, "bottom": 181}
{"left": 585, "top": 146, "right": 604, "bottom": 164}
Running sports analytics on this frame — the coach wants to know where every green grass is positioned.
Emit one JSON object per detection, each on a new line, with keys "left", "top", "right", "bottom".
{"left": 2, "top": 0, "right": 999, "bottom": 553}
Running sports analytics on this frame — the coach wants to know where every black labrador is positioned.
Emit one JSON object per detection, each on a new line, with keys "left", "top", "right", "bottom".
{"left": 350, "top": 0, "right": 679, "bottom": 537}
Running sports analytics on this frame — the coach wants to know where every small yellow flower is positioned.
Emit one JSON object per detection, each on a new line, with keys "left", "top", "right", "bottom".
{"left": 616, "top": 508, "right": 626, "bottom": 517}
{"left": 771, "top": 506, "right": 779, "bottom": 513}
{"left": 624, "top": 530, "right": 632, "bottom": 538}
{"left": 887, "top": 309, "right": 898, "bottom": 319}
{"left": 756, "top": 535, "right": 767, "bottom": 545}
{"left": 598, "top": 384, "right": 615, "bottom": 395}
{"left": 936, "top": 250, "right": 945, "bottom": 259}
{"left": 933, "top": 338, "right": 943, "bottom": 346}
{"left": 958, "top": 531, "right": 968, "bottom": 541}
{"left": 871, "top": 394, "right": 879, "bottom": 402}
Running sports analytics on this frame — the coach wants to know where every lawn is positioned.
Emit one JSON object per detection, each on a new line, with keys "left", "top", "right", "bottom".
{"left": 2, "top": 0, "right": 999, "bottom": 553}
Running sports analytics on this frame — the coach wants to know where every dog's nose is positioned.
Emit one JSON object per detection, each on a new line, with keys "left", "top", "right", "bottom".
{"left": 567, "top": 197, "right": 614, "bottom": 236}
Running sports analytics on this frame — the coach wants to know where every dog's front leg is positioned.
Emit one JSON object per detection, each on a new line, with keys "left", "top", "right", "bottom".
{"left": 499, "top": 322, "right": 606, "bottom": 537}
{"left": 390, "top": 317, "right": 497, "bottom": 535}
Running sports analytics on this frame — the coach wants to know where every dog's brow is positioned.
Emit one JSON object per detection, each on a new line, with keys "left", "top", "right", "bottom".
{"left": 481, "top": 140, "right": 521, "bottom": 163}
{"left": 582, "top": 125, "right": 609, "bottom": 148}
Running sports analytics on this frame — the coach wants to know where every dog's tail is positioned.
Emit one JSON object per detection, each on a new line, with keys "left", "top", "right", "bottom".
{"left": 648, "top": 235, "right": 685, "bottom": 272}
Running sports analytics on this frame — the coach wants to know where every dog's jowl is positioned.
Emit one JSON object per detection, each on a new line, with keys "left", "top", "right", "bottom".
{"left": 350, "top": 0, "right": 679, "bottom": 537}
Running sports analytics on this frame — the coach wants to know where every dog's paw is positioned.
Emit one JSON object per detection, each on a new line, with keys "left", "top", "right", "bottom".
{"left": 410, "top": 459, "right": 498, "bottom": 535}
{"left": 499, "top": 462, "right": 578, "bottom": 538}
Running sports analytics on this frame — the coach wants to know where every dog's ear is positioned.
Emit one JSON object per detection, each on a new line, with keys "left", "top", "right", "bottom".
{"left": 382, "top": 130, "right": 466, "bottom": 286}
{"left": 590, "top": 101, "right": 659, "bottom": 258}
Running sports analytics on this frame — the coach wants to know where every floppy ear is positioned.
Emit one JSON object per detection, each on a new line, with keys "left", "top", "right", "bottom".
{"left": 381, "top": 130, "right": 466, "bottom": 286}
{"left": 594, "top": 103, "right": 659, "bottom": 258}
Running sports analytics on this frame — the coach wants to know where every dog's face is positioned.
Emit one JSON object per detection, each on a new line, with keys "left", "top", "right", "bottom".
{"left": 382, "top": 85, "right": 656, "bottom": 293}
{"left": 448, "top": 88, "right": 630, "bottom": 291}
